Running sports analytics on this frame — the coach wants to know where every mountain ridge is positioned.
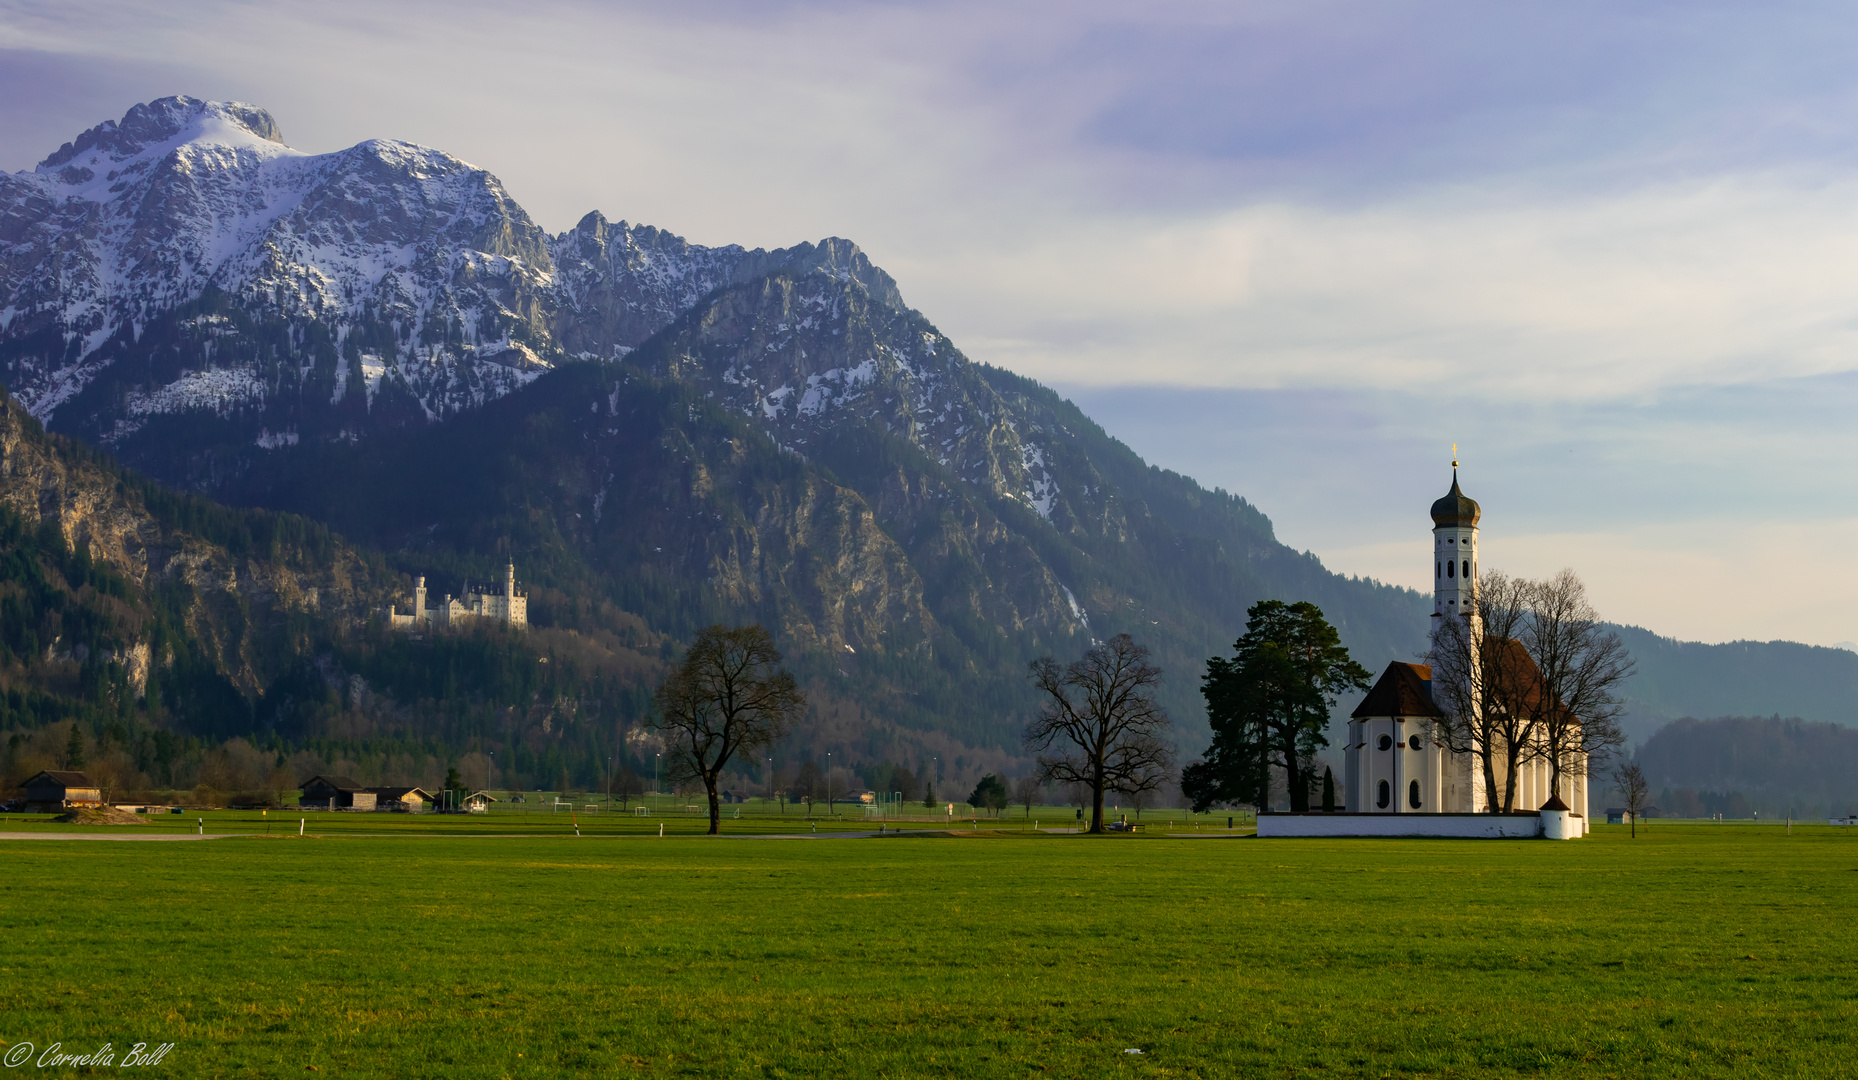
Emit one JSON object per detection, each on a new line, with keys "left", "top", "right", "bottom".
{"left": 3, "top": 97, "right": 1855, "bottom": 794}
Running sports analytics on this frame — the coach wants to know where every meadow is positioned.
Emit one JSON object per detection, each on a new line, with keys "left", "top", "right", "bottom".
{"left": 0, "top": 820, "right": 1851, "bottom": 1078}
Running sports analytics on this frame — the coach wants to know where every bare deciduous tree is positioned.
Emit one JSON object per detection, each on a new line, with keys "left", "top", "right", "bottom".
{"left": 652, "top": 624, "right": 807, "bottom": 835}
{"left": 1025, "top": 634, "right": 1174, "bottom": 834}
{"left": 1433, "top": 569, "right": 1634, "bottom": 813}
{"left": 1013, "top": 775, "right": 1042, "bottom": 819}
{"left": 1525, "top": 570, "right": 1633, "bottom": 793}
{"left": 1613, "top": 761, "right": 1650, "bottom": 838}
{"left": 1430, "top": 570, "right": 1535, "bottom": 812}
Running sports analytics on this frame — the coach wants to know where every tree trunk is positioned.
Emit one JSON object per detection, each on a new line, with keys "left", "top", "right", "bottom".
{"left": 1480, "top": 745, "right": 1500, "bottom": 814}
{"left": 1284, "top": 729, "right": 1307, "bottom": 812}
{"left": 1090, "top": 760, "right": 1105, "bottom": 834}
{"left": 1501, "top": 745, "right": 1522, "bottom": 813}
{"left": 705, "top": 775, "right": 721, "bottom": 836}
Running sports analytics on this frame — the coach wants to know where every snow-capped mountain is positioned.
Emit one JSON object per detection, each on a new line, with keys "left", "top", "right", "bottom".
{"left": 0, "top": 96, "right": 903, "bottom": 454}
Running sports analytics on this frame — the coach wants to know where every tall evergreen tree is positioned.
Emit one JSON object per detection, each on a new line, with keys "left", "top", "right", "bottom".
{"left": 65, "top": 724, "right": 86, "bottom": 769}
{"left": 1186, "top": 601, "right": 1370, "bottom": 814}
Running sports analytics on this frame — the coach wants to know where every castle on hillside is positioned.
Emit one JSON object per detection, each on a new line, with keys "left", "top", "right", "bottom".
{"left": 387, "top": 563, "right": 527, "bottom": 629}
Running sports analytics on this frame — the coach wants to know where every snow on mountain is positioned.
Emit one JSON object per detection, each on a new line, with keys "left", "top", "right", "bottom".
{"left": 0, "top": 96, "right": 905, "bottom": 451}
{"left": 632, "top": 271, "right": 1093, "bottom": 535}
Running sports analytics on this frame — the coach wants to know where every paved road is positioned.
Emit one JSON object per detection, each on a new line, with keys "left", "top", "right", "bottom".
{"left": 0, "top": 831, "right": 239, "bottom": 841}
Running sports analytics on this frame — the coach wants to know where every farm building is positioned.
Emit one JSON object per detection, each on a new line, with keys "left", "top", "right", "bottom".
{"left": 300, "top": 775, "right": 377, "bottom": 810}
{"left": 463, "top": 791, "right": 499, "bottom": 813}
{"left": 24, "top": 770, "right": 102, "bottom": 809}
{"left": 1606, "top": 808, "right": 1634, "bottom": 825}
{"left": 365, "top": 786, "right": 435, "bottom": 812}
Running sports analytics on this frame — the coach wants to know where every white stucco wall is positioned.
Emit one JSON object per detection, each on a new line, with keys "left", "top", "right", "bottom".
{"left": 1257, "top": 813, "right": 1552, "bottom": 838}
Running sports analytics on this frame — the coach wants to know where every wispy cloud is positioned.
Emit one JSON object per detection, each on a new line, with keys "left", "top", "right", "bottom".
{"left": 5, "top": 0, "right": 1858, "bottom": 642}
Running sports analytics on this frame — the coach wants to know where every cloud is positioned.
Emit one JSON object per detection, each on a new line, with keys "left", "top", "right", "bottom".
{"left": 7, "top": 0, "right": 1858, "bottom": 643}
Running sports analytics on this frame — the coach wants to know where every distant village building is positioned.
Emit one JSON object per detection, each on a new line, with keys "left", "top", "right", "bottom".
{"left": 388, "top": 563, "right": 527, "bottom": 630}
{"left": 24, "top": 770, "right": 101, "bottom": 810}
{"left": 300, "top": 775, "right": 375, "bottom": 810}
{"left": 366, "top": 786, "right": 435, "bottom": 812}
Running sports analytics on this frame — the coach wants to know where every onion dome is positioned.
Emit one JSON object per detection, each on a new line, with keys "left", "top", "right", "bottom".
{"left": 1430, "top": 470, "right": 1481, "bottom": 528}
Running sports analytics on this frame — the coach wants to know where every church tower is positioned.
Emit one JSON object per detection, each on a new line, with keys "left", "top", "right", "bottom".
{"left": 1430, "top": 450, "right": 1481, "bottom": 623}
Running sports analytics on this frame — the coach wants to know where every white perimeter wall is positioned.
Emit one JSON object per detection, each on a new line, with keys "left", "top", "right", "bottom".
{"left": 1258, "top": 814, "right": 1550, "bottom": 838}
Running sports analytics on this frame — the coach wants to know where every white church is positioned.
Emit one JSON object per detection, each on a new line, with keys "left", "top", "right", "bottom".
{"left": 387, "top": 563, "right": 528, "bottom": 630}
{"left": 1260, "top": 469, "right": 1588, "bottom": 839}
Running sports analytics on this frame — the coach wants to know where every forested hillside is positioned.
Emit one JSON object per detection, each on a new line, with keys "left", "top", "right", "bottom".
{"left": 0, "top": 389, "right": 667, "bottom": 801}
{"left": 1631, "top": 715, "right": 1858, "bottom": 819}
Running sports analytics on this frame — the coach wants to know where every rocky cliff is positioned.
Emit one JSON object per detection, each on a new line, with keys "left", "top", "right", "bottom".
{"left": 0, "top": 391, "right": 392, "bottom": 700}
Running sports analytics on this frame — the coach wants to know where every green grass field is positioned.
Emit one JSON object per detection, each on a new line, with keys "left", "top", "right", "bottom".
{"left": 0, "top": 822, "right": 1851, "bottom": 1078}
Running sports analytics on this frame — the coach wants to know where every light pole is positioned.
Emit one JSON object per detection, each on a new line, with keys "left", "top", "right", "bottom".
{"left": 825, "top": 752, "right": 833, "bottom": 817}
{"left": 655, "top": 753, "right": 661, "bottom": 806}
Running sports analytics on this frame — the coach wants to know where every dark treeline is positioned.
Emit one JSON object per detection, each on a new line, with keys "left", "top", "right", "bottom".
{"left": 1630, "top": 715, "right": 1858, "bottom": 819}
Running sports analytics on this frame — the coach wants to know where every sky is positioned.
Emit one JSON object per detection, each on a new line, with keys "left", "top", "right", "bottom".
{"left": 3, "top": 0, "right": 1857, "bottom": 647}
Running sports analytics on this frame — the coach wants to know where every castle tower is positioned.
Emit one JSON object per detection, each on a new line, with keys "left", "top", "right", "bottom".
{"left": 506, "top": 562, "right": 516, "bottom": 601}
{"left": 414, "top": 576, "right": 428, "bottom": 623}
{"left": 1429, "top": 451, "right": 1480, "bottom": 623}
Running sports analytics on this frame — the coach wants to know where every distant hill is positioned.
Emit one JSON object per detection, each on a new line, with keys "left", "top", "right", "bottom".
{"left": 1631, "top": 715, "right": 1858, "bottom": 819}
{"left": 1610, "top": 628, "right": 1858, "bottom": 745}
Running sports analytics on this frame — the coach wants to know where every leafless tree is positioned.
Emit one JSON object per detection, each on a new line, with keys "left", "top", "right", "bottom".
{"left": 1025, "top": 634, "right": 1174, "bottom": 834}
{"left": 1432, "top": 569, "right": 1634, "bottom": 813}
{"left": 1013, "top": 775, "right": 1042, "bottom": 819}
{"left": 1613, "top": 761, "right": 1650, "bottom": 838}
{"left": 608, "top": 765, "right": 643, "bottom": 810}
{"left": 1430, "top": 570, "right": 1538, "bottom": 812}
{"left": 652, "top": 624, "right": 807, "bottom": 834}
{"left": 1523, "top": 570, "right": 1633, "bottom": 795}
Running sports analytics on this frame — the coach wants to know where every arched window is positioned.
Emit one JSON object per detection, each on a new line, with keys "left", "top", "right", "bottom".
{"left": 1377, "top": 780, "right": 1391, "bottom": 809}
{"left": 1409, "top": 780, "right": 1421, "bottom": 809}
{"left": 1378, "top": 734, "right": 1393, "bottom": 751}
{"left": 1408, "top": 735, "right": 1421, "bottom": 750}
{"left": 1462, "top": 559, "right": 1470, "bottom": 579}
{"left": 1436, "top": 562, "right": 1441, "bottom": 579}
{"left": 1446, "top": 560, "right": 1455, "bottom": 579}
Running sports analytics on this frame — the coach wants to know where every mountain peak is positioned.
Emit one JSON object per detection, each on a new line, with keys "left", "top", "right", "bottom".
{"left": 36, "top": 95, "right": 288, "bottom": 172}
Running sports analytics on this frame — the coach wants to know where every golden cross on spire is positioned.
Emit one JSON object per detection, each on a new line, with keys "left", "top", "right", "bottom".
{"left": 1452, "top": 443, "right": 1459, "bottom": 469}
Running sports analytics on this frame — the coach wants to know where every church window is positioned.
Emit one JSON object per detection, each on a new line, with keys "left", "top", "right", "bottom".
{"left": 1436, "top": 562, "right": 1441, "bottom": 579}
{"left": 1378, "top": 734, "right": 1393, "bottom": 751}
{"left": 1446, "top": 561, "right": 1455, "bottom": 578}
{"left": 1462, "top": 560, "right": 1470, "bottom": 578}
{"left": 1377, "top": 780, "right": 1390, "bottom": 809}
{"left": 1409, "top": 780, "right": 1422, "bottom": 809}
{"left": 1408, "top": 735, "right": 1421, "bottom": 750}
